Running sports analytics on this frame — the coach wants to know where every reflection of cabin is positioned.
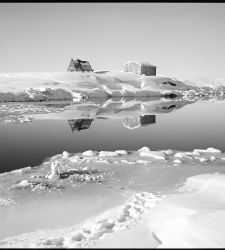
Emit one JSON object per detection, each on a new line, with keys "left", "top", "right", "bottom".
{"left": 140, "top": 115, "right": 156, "bottom": 126}
{"left": 123, "top": 115, "right": 156, "bottom": 129}
{"left": 124, "top": 61, "right": 156, "bottom": 76}
{"left": 67, "top": 58, "right": 93, "bottom": 72}
{"left": 68, "top": 119, "right": 93, "bottom": 132}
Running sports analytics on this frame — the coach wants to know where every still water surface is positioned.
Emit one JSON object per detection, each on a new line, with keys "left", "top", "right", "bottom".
{"left": 1, "top": 100, "right": 225, "bottom": 173}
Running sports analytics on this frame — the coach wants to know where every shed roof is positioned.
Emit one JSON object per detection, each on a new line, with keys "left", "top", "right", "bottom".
{"left": 71, "top": 58, "right": 91, "bottom": 65}
{"left": 124, "top": 60, "right": 157, "bottom": 67}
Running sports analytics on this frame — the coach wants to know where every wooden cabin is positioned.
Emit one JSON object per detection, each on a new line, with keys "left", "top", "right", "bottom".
{"left": 124, "top": 61, "right": 156, "bottom": 76}
{"left": 67, "top": 58, "right": 93, "bottom": 72}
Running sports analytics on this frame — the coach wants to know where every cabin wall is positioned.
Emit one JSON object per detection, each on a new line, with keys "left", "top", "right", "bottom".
{"left": 124, "top": 62, "right": 156, "bottom": 76}
{"left": 81, "top": 64, "right": 93, "bottom": 72}
{"left": 141, "top": 66, "right": 156, "bottom": 76}
{"left": 124, "top": 62, "right": 141, "bottom": 74}
{"left": 67, "top": 60, "right": 76, "bottom": 72}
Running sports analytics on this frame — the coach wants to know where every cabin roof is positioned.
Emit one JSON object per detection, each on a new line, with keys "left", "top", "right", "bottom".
{"left": 71, "top": 58, "right": 91, "bottom": 65}
{"left": 124, "top": 60, "right": 156, "bottom": 67}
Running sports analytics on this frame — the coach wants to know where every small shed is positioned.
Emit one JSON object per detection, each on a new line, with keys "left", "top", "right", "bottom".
{"left": 124, "top": 61, "right": 156, "bottom": 76}
{"left": 67, "top": 58, "right": 93, "bottom": 72}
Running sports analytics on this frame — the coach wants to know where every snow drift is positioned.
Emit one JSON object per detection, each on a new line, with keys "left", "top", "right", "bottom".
{"left": 0, "top": 71, "right": 223, "bottom": 102}
{"left": 145, "top": 173, "right": 225, "bottom": 248}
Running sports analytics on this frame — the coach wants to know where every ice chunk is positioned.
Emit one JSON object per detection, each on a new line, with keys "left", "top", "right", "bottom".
{"left": 69, "top": 156, "right": 79, "bottom": 163}
{"left": 48, "top": 161, "right": 59, "bottom": 179}
{"left": 198, "top": 157, "right": 209, "bottom": 163}
{"left": 14, "top": 180, "right": 31, "bottom": 188}
{"left": 120, "top": 160, "right": 135, "bottom": 165}
{"left": 136, "top": 160, "right": 151, "bottom": 165}
{"left": 193, "top": 148, "right": 221, "bottom": 154}
{"left": 164, "top": 149, "right": 174, "bottom": 155}
{"left": 207, "top": 147, "right": 221, "bottom": 154}
{"left": 95, "top": 158, "right": 109, "bottom": 164}
{"left": 174, "top": 152, "right": 192, "bottom": 159}
{"left": 82, "top": 150, "right": 96, "bottom": 157}
{"left": 138, "top": 147, "right": 151, "bottom": 153}
{"left": 99, "top": 151, "right": 118, "bottom": 157}
{"left": 210, "top": 156, "right": 216, "bottom": 161}
{"left": 139, "top": 149, "right": 165, "bottom": 160}
{"left": 62, "top": 151, "right": 70, "bottom": 158}
{"left": 114, "top": 150, "right": 128, "bottom": 155}
{"left": 173, "top": 159, "right": 182, "bottom": 164}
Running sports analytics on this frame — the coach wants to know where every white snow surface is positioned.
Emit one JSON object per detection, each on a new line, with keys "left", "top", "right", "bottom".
{"left": 0, "top": 71, "right": 223, "bottom": 102}
{"left": 1, "top": 147, "right": 225, "bottom": 247}
{"left": 145, "top": 173, "right": 225, "bottom": 248}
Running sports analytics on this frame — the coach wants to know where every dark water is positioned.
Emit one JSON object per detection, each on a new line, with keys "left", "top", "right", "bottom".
{"left": 1, "top": 100, "right": 225, "bottom": 173}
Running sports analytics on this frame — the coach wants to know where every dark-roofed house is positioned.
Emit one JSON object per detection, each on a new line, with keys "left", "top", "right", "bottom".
{"left": 124, "top": 61, "right": 156, "bottom": 76}
{"left": 67, "top": 58, "right": 93, "bottom": 72}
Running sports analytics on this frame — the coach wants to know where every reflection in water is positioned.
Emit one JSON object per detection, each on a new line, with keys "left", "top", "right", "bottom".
{"left": 0, "top": 96, "right": 197, "bottom": 126}
{"left": 68, "top": 119, "right": 94, "bottom": 132}
{"left": 2, "top": 100, "right": 225, "bottom": 173}
{"left": 162, "top": 104, "right": 176, "bottom": 110}
{"left": 68, "top": 115, "right": 156, "bottom": 131}
{"left": 123, "top": 115, "right": 156, "bottom": 129}
{"left": 32, "top": 96, "right": 197, "bottom": 121}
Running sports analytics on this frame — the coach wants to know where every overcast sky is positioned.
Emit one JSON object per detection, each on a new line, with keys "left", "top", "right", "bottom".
{"left": 0, "top": 3, "right": 224, "bottom": 79}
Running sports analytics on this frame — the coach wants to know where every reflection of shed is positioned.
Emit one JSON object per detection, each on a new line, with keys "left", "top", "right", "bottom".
{"left": 140, "top": 115, "right": 156, "bottom": 126}
{"left": 67, "top": 58, "right": 93, "bottom": 72}
{"left": 123, "top": 115, "right": 156, "bottom": 129}
{"left": 68, "top": 119, "right": 93, "bottom": 132}
{"left": 124, "top": 61, "right": 156, "bottom": 76}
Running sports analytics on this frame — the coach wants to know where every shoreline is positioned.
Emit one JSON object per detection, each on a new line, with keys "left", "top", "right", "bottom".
{"left": 0, "top": 147, "right": 225, "bottom": 247}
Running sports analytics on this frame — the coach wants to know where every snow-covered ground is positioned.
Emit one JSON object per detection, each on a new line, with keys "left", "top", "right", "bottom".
{"left": 0, "top": 71, "right": 224, "bottom": 102}
{"left": 0, "top": 147, "right": 225, "bottom": 248}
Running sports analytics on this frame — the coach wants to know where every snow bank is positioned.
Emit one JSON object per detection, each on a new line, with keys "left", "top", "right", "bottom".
{"left": 144, "top": 173, "right": 225, "bottom": 248}
{"left": 0, "top": 71, "right": 223, "bottom": 102}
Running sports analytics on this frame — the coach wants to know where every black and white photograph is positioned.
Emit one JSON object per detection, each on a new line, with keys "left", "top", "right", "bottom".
{"left": 0, "top": 2, "right": 225, "bottom": 248}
